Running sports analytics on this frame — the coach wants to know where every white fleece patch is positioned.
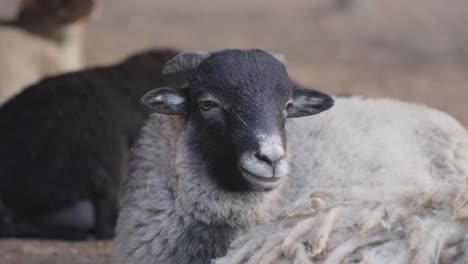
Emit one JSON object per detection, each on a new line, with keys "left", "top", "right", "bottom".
{"left": 154, "top": 94, "right": 184, "bottom": 105}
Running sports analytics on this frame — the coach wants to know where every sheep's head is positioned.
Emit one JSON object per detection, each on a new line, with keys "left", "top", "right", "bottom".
{"left": 20, "top": 0, "right": 95, "bottom": 25}
{"left": 142, "top": 49, "right": 334, "bottom": 192}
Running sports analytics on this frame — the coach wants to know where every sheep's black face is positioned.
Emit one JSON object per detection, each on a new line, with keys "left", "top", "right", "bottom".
{"left": 142, "top": 49, "right": 334, "bottom": 192}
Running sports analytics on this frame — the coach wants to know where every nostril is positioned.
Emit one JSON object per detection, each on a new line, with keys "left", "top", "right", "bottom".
{"left": 256, "top": 152, "right": 271, "bottom": 164}
{"left": 255, "top": 151, "right": 282, "bottom": 165}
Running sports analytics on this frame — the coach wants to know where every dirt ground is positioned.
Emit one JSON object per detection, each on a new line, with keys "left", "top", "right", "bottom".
{"left": 0, "top": 0, "right": 467, "bottom": 263}
{"left": 0, "top": 239, "right": 112, "bottom": 264}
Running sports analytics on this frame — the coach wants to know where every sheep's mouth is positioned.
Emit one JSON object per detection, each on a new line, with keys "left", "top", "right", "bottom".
{"left": 239, "top": 167, "right": 282, "bottom": 190}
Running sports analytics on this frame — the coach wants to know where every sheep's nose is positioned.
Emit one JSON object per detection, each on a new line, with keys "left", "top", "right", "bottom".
{"left": 255, "top": 149, "right": 284, "bottom": 166}
{"left": 239, "top": 139, "right": 288, "bottom": 180}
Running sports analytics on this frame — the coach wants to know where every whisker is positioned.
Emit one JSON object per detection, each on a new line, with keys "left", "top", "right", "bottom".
{"left": 234, "top": 112, "right": 248, "bottom": 126}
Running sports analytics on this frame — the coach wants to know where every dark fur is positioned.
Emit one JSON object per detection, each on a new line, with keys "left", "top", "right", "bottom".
{"left": 0, "top": 49, "right": 184, "bottom": 240}
{"left": 188, "top": 50, "right": 292, "bottom": 191}
{"left": 173, "top": 223, "right": 239, "bottom": 264}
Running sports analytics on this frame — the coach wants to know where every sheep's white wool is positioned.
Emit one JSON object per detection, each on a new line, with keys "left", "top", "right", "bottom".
{"left": 215, "top": 185, "right": 468, "bottom": 264}
{"left": 115, "top": 96, "right": 468, "bottom": 264}
{"left": 0, "top": 25, "right": 84, "bottom": 105}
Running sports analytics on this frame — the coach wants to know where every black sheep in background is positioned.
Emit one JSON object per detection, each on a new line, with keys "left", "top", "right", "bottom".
{"left": 0, "top": 49, "right": 184, "bottom": 240}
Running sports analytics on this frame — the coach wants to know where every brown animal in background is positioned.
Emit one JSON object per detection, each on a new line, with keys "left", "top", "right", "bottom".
{"left": 0, "top": 0, "right": 95, "bottom": 105}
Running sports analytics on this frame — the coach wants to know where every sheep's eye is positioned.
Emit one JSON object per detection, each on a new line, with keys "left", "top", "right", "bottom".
{"left": 285, "top": 102, "right": 293, "bottom": 111}
{"left": 199, "top": 101, "right": 218, "bottom": 111}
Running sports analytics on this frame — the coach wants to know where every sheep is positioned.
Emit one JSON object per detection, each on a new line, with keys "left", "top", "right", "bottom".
{"left": 114, "top": 49, "right": 468, "bottom": 264}
{"left": 0, "top": 48, "right": 184, "bottom": 240}
{"left": 0, "top": 0, "right": 95, "bottom": 105}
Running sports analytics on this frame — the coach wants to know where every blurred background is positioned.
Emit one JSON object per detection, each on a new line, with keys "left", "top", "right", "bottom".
{"left": 1, "top": 0, "right": 468, "bottom": 124}
{"left": 0, "top": 0, "right": 467, "bottom": 263}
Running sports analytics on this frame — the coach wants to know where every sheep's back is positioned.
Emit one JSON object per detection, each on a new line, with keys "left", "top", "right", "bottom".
{"left": 0, "top": 70, "right": 141, "bottom": 216}
{"left": 286, "top": 96, "right": 468, "bottom": 196}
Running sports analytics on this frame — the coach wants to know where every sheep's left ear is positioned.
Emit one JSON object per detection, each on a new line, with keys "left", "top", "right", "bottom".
{"left": 141, "top": 87, "right": 188, "bottom": 115}
{"left": 287, "top": 86, "right": 334, "bottom": 118}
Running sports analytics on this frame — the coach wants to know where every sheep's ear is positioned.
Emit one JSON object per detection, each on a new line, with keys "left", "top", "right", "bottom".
{"left": 141, "top": 87, "right": 188, "bottom": 115}
{"left": 287, "top": 86, "right": 334, "bottom": 118}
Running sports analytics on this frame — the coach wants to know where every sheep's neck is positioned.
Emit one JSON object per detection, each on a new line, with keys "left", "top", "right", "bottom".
{"left": 174, "top": 220, "right": 245, "bottom": 264}
{"left": 167, "top": 124, "right": 286, "bottom": 261}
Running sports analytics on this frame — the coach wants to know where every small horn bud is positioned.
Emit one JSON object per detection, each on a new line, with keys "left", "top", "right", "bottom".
{"left": 162, "top": 52, "right": 211, "bottom": 75}
{"left": 273, "top": 53, "right": 286, "bottom": 65}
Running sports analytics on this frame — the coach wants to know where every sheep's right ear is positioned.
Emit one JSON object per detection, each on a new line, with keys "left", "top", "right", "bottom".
{"left": 288, "top": 86, "right": 334, "bottom": 117}
{"left": 141, "top": 87, "right": 188, "bottom": 115}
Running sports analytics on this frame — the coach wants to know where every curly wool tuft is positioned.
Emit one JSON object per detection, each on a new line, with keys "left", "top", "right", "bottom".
{"left": 216, "top": 184, "right": 468, "bottom": 264}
